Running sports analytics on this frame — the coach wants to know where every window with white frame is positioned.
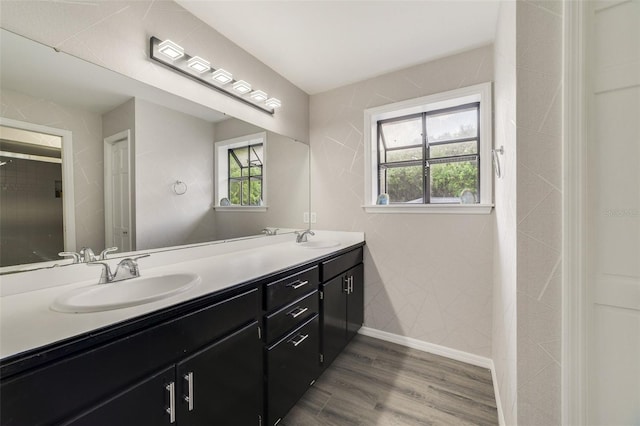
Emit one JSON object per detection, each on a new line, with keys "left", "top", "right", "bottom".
{"left": 215, "top": 132, "right": 267, "bottom": 210}
{"left": 364, "top": 83, "right": 493, "bottom": 213}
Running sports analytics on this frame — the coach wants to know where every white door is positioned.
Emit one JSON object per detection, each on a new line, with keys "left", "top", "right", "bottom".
{"left": 587, "top": 1, "right": 640, "bottom": 424}
{"left": 104, "top": 131, "right": 132, "bottom": 252}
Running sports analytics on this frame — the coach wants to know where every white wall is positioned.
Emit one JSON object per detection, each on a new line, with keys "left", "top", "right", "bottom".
{"left": 0, "top": 0, "right": 309, "bottom": 143}
{"left": 1, "top": 88, "right": 104, "bottom": 251}
{"left": 492, "top": 1, "right": 518, "bottom": 424}
{"left": 134, "top": 99, "right": 216, "bottom": 249}
{"left": 516, "top": 1, "right": 563, "bottom": 424}
{"left": 310, "top": 45, "right": 495, "bottom": 357}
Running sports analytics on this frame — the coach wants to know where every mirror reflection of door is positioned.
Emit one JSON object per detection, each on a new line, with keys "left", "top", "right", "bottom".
{"left": 104, "top": 130, "right": 133, "bottom": 252}
{"left": 0, "top": 125, "right": 64, "bottom": 266}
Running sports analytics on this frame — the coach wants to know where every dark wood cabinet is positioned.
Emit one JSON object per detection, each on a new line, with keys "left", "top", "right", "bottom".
{"left": 0, "top": 243, "right": 365, "bottom": 426}
{"left": 265, "top": 315, "right": 320, "bottom": 426}
{"left": 64, "top": 322, "right": 261, "bottom": 426}
{"left": 320, "top": 250, "right": 364, "bottom": 369}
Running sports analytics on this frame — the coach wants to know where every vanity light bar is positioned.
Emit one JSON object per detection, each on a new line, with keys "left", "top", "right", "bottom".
{"left": 149, "top": 36, "right": 279, "bottom": 115}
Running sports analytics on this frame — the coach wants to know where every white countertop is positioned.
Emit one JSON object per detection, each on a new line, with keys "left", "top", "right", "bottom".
{"left": 0, "top": 231, "right": 364, "bottom": 360}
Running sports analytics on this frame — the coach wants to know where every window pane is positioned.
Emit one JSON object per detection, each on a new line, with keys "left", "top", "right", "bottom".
{"left": 229, "top": 180, "right": 241, "bottom": 205}
{"left": 232, "top": 147, "right": 249, "bottom": 167}
{"left": 429, "top": 140, "right": 477, "bottom": 158}
{"left": 385, "top": 165, "right": 423, "bottom": 203}
{"left": 429, "top": 159, "right": 478, "bottom": 203}
{"left": 250, "top": 144, "right": 263, "bottom": 165}
{"left": 385, "top": 147, "right": 422, "bottom": 163}
{"left": 427, "top": 108, "right": 477, "bottom": 142}
{"left": 249, "top": 166, "right": 262, "bottom": 177}
{"left": 380, "top": 116, "right": 422, "bottom": 150}
{"left": 249, "top": 178, "right": 262, "bottom": 206}
{"left": 242, "top": 180, "right": 249, "bottom": 205}
{"left": 229, "top": 155, "right": 242, "bottom": 178}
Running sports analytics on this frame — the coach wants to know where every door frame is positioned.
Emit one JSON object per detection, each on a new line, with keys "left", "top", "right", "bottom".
{"left": 0, "top": 116, "right": 76, "bottom": 251}
{"left": 104, "top": 130, "right": 133, "bottom": 251}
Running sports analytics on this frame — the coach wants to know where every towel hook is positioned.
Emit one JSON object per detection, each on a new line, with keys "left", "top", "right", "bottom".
{"left": 492, "top": 146, "right": 504, "bottom": 179}
{"left": 172, "top": 180, "right": 188, "bottom": 195}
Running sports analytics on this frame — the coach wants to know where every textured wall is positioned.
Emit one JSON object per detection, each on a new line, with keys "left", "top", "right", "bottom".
{"left": 0, "top": 88, "right": 104, "bottom": 251}
{"left": 492, "top": 0, "right": 518, "bottom": 424}
{"left": 0, "top": 0, "right": 309, "bottom": 142}
{"left": 134, "top": 99, "right": 216, "bottom": 250}
{"left": 516, "top": 1, "right": 563, "bottom": 424}
{"left": 310, "top": 46, "right": 495, "bottom": 357}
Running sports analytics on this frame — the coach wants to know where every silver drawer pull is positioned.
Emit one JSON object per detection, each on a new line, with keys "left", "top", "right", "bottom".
{"left": 287, "top": 280, "right": 309, "bottom": 290}
{"left": 289, "top": 333, "right": 309, "bottom": 347}
{"left": 183, "top": 372, "right": 194, "bottom": 411}
{"left": 288, "top": 306, "right": 309, "bottom": 319}
{"left": 166, "top": 382, "right": 176, "bottom": 423}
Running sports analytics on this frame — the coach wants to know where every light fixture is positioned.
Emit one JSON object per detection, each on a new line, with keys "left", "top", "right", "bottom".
{"left": 265, "top": 98, "right": 282, "bottom": 109}
{"left": 250, "top": 90, "right": 268, "bottom": 102}
{"left": 158, "top": 39, "right": 184, "bottom": 60}
{"left": 149, "top": 36, "right": 279, "bottom": 114}
{"left": 187, "top": 56, "right": 210, "bottom": 73}
{"left": 211, "top": 68, "right": 233, "bottom": 84}
{"left": 232, "top": 80, "right": 252, "bottom": 94}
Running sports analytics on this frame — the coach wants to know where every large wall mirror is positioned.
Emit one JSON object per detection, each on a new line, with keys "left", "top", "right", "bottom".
{"left": 0, "top": 29, "right": 310, "bottom": 273}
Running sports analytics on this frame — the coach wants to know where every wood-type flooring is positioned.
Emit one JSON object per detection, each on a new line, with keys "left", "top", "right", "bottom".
{"left": 281, "top": 334, "right": 498, "bottom": 426}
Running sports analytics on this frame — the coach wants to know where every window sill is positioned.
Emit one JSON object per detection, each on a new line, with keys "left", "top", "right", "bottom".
{"left": 214, "top": 206, "right": 268, "bottom": 212}
{"left": 363, "top": 204, "right": 493, "bottom": 214}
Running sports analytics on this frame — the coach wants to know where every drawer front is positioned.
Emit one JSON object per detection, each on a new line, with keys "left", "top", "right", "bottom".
{"left": 0, "top": 288, "right": 259, "bottom": 426}
{"left": 266, "top": 315, "right": 320, "bottom": 426}
{"left": 321, "top": 247, "right": 363, "bottom": 282}
{"left": 264, "top": 290, "right": 318, "bottom": 344}
{"left": 264, "top": 266, "right": 319, "bottom": 311}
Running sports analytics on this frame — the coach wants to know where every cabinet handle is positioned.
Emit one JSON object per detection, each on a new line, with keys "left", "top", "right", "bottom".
{"left": 287, "top": 280, "right": 309, "bottom": 290}
{"left": 165, "top": 382, "right": 176, "bottom": 424}
{"left": 343, "top": 276, "right": 349, "bottom": 294}
{"left": 289, "top": 333, "right": 309, "bottom": 347}
{"left": 349, "top": 276, "right": 354, "bottom": 294}
{"left": 287, "top": 306, "right": 308, "bottom": 319}
{"left": 183, "top": 371, "right": 194, "bottom": 411}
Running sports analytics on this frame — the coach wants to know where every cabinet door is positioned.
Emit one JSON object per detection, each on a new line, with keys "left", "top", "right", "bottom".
{"left": 321, "top": 273, "right": 348, "bottom": 368}
{"left": 176, "top": 321, "right": 262, "bottom": 426}
{"left": 266, "top": 315, "right": 320, "bottom": 426}
{"left": 346, "top": 263, "right": 365, "bottom": 341}
{"left": 62, "top": 366, "right": 175, "bottom": 426}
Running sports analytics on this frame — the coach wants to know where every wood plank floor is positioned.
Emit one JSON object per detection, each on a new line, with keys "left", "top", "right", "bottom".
{"left": 281, "top": 335, "right": 498, "bottom": 426}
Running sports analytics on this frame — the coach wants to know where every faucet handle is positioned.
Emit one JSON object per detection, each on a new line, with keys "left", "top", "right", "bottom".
{"left": 99, "top": 247, "right": 119, "bottom": 260}
{"left": 58, "top": 251, "right": 81, "bottom": 264}
{"left": 79, "top": 247, "right": 97, "bottom": 262}
{"left": 87, "top": 261, "right": 114, "bottom": 284}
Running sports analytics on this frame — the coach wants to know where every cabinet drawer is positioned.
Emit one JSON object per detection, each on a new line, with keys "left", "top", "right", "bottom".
{"left": 266, "top": 315, "right": 319, "bottom": 426}
{"left": 321, "top": 247, "right": 363, "bottom": 281}
{"left": 264, "top": 266, "right": 319, "bottom": 311}
{"left": 264, "top": 290, "right": 318, "bottom": 344}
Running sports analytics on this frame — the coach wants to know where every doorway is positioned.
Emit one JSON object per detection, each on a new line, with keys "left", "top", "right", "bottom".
{"left": 104, "top": 130, "right": 133, "bottom": 252}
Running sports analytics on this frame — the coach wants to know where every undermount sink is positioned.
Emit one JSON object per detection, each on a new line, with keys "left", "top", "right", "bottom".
{"left": 296, "top": 240, "right": 341, "bottom": 249}
{"left": 51, "top": 273, "right": 201, "bottom": 313}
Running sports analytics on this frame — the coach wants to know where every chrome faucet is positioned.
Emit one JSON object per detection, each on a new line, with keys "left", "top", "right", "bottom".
{"left": 88, "top": 254, "right": 150, "bottom": 284}
{"left": 59, "top": 247, "right": 118, "bottom": 263}
{"left": 262, "top": 228, "right": 279, "bottom": 236}
{"left": 295, "top": 229, "right": 315, "bottom": 243}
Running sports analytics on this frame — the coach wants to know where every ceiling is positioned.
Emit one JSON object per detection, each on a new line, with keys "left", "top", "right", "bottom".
{"left": 177, "top": 0, "right": 501, "bottom": 95}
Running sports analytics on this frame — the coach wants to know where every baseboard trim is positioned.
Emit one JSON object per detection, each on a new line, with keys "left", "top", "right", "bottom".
{"left": 358, "top": 326, "right": 505, "bottom": 425}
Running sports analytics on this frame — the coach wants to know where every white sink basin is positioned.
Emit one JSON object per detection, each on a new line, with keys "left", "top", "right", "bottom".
{"left": 296, "top": 240, "right": 341, "bottom": 249}
{"left": 51, "top": 273, "right": 201, "bottom": 313}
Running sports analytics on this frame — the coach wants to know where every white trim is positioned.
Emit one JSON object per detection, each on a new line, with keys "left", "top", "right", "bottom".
{"left": 562, "top": 1, "right": 588, "bottom": 425}
{"left": 0, "top": 117, "right": 75, "bottom": 251}
{"left": 363, "top": 82, "right": 493, "bottom": 210}
{"left": 363, "top": 203, "right": 493, "bottom": 214}
{"left": 490, "top": 360, "right": 506, "bottom": 426}
{"left": 214, "top": 206, "right": 268, "bottom": 213}
{"left": 358, "top": 326, "right": 492, "bottom": 369}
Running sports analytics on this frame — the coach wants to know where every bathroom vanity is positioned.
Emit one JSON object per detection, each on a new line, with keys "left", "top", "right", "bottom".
{"left": 0, "top": 232, "right": 365, "bottom": 426}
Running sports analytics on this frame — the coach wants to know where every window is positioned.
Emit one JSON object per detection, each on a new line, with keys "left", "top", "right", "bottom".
{"left": 364, "top": 83, "right": 492, "bottom": 214}
{"left": 215, "top": 132, "right": 267, "bottom": 210}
